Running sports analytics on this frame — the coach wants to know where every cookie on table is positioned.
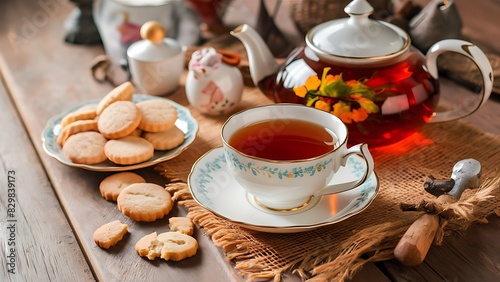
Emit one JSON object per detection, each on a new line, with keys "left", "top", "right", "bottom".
{"left": 117, "top": 183, "right": 173, "bottom": 222}
{"left": 62, "top": 131, "right": 108, "bottom": 165}
{"left": 136, "top": 231, "right": 198, "bottom": 261}
{"left": 60, "top": 104, "right": 97, "bottom": 128}
{"left": 57, "top": 119, "right": 99, "bottom": 146}
{"left": 97, "top": 101, "right": 142, "bottom": 139}
{"left": 136, "top": 99, "right": 177, "bottom": 132}
{"left": 93, "top": 220, "right": 128, "bottom": 249}
{"left": 96, "top": 81, "right": 134, "bottom": 115}
{"left": 135, "top": 232, "right": 157, "bottom": 257}
{"left": 104, "top": 136, "right": 154, "bottom": 165}
{"left": 169, "top": 217, "right": 194, "bottom": 236}
{"left": 142, "top": 126, "right": 185, "bottom": 151}
{"left": 99, "top": 172, "right": 146, "bottom": 201}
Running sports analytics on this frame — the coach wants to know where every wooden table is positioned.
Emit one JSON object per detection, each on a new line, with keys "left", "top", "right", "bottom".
{"left": 0, "top": 0, "right": 498, "bottom": 281}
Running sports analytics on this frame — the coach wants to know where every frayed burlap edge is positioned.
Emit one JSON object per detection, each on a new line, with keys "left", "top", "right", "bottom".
{"left": 162, "top": 175, "right": 499, "bottom": 281}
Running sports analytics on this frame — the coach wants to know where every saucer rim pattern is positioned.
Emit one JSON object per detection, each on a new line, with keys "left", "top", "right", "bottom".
{"left": 188, "top": 147, "right": 379, "bottom": 233}
{"left": 41, "top": 94, "right": 198, "bottom": 172}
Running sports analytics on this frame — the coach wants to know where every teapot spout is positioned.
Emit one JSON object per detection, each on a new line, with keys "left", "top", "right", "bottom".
{"left": 231, "top": 24, "right": 280, "bottom": 92}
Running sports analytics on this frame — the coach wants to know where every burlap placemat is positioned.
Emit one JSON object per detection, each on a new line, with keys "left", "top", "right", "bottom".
{"left": 156, "top": 88, "right": 500, "bottom": 281}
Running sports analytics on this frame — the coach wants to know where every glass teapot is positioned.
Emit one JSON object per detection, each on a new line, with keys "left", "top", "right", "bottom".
{"left": 231, "top": 0, "right": 493, "bottom": 147}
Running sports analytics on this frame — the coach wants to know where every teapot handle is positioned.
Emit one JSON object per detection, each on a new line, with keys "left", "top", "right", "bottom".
{"left": 425, "top": 39, "right": 493, "bottom": 123}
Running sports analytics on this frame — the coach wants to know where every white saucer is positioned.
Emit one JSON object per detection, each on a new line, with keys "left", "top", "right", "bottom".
{"left": 188, "top": 147, "right": 379, "bottom": 233}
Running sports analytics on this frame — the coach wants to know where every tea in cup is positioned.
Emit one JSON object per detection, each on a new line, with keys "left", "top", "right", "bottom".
{"left": 221, "top": 104, "right": 374, "bottom": 211}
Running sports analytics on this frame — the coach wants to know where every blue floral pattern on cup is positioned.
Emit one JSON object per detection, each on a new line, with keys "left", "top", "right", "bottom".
{"left": 225, "top": 150, "right": 333, "bottom": 179}
{"left": 191, "top": 149, "right": 374, "bottom": 210}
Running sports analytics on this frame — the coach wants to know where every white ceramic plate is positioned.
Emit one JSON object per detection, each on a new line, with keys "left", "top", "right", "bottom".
{"left": 188, "top": 147, "right": 379, "bottom": 233}
{"left": 42, "top": 94, "right": 198, "bottom": 172}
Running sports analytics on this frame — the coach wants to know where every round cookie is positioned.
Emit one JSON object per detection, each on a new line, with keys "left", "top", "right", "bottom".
{"left": 135, "top": 231, "right": 198, "bottom": 261}
{"left": 96, "top": 81, "right": 134, "bottom": 115}
{"left": 61, "top": 104, "right": 97, "bottom": 128}
{"left": 117, "top": 183, "right": 173, "bottom": 222}
{"left": 104, "top": 136, "right": 154, "bottom": 165}
{"left": 98, "top": 101, "right": 142, "bottom": 139}
{"left": 128, "top": 127, "right": 142, "bottom": 137}
{"left": 142, "top": 126, "right": 185, "bottom": 150}
{"left": 148, "top": 232, "right": 198, "bottom": 261}
{"left": 93, "top": 220, "right": 128, "bottom": 249}
{"left": 136, "top": 99, "right": 177, "bottom": 132}
{"left": 99, "top": 172, "right": 146, "bottom": 201}
{"left": 57, "top": 119, "right": 98, "bottom": 146}
{"left": 62, "top": 131, "right": 108, "bottom": 164}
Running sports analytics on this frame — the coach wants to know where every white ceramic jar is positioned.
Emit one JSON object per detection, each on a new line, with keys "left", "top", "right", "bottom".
{"left": 127, "top": 21, "right": 185, "bottom": 95}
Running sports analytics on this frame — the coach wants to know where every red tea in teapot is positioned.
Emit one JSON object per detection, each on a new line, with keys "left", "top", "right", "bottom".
{"left": 232, "top": 0, "right": 492, "bottom": 148}
{"left": 273, "top": 49, "right": 440, "bottom": 147}
{"left": 228, "top": 119, "right": 335, "bottom": 161}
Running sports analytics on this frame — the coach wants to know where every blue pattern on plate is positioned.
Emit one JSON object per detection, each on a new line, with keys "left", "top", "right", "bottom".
{"left": 192, "top": 153, "right": 227, "bottom": 206}
{"left": 41, "top": 94, "right": 198, "bottom": 171}
{"left": 188, "top": 148, "right": 379, "bottom": 232}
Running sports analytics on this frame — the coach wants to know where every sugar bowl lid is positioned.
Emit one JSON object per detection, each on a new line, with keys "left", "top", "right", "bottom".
{"left": 127, "top": 21, "right": 183, "bottom": 62}
{"left": 306, "top": 0, "right": 409, "bottom": 61}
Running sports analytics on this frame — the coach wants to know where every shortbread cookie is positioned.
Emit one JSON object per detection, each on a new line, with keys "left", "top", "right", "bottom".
{"left": 93, "top": 220, "right": 128, "bottom": 249}
{"left": 143, "top": 232, "right": 198, "bottom": 261}
{"left": 57, "top": 119, "right": 99, "bottom": 146}
{"left": 104, "top": 136, "right": 154, "bottom": 165}
{"left": 136, "top": 99, "right": 177, "bottom": 132}
{"left": 143, "top": 126, "right": 185, "bottom": 150}
{"left": 169, "top": 217, "right": 194, "bottom": 235}
{"left": 99, "top": 172, "right": 146, "bottom": 201}
{"left": 128, "top": 127, "right": 142, "bottom": 137}
{"left": 98, "top": 101, "right": 142, "bottom": 139}
{"left": 96, "top": 81, "right": 134, "bottom": 115}
{"left": 117, "top": 183, "right": 173, "bottom": 222}
{"left": 135, "top": 232, "right": 157, "bottom": 257}
{"left": 61, "top": 104, "right": 97, "bottom": 128}
{"left": 62, "top": 131, "right": 108, "bottom": 164}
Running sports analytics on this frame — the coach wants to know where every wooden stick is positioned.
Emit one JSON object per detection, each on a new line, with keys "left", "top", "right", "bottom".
{"left": 394, "top": 194, "right": 457, "bottom": 266}
{"left": 393, "top": 214, "right": 439, "bottom": 266}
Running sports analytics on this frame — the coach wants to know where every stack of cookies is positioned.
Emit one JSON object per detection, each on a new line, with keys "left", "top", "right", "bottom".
{"left": 59, "top": 82, "right": 185, "bottom": 165}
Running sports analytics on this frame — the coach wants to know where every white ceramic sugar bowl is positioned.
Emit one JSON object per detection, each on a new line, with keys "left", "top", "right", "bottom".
{"left": 185, "top": 48, "right": 243, "bottom": 116}
{"left": 127, "top": 21, "right": 185, "bottom": 95}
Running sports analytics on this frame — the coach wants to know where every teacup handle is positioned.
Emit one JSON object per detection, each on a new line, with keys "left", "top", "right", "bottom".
{"left": 425, "top": 39, "right": 493, "bottom": 123}
{"left": 314, "top": 143, "right": 374, "bottom": 197}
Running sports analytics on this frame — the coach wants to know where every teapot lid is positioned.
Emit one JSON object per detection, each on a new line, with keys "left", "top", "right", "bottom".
{"left": 127, "top": 21, "right": 182, "bottom": 62}
{"left": 306, "top": 0, "right": 409, "bottom": 60}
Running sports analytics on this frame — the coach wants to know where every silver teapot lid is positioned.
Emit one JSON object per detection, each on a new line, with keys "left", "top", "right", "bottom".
{"left": 306, "top": 0, "right": 409, "bottom": 60}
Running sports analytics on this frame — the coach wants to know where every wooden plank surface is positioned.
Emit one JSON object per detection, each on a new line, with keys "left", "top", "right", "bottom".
{"left": 0, "top": 1, "right": 242, "bottom": 281}
{"left": 0, "top": 68, "right": 94, "bottom": 281}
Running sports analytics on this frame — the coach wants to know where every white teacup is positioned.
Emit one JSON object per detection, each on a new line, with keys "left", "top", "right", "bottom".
{"left": 221, "top": 104, "right": 374, "bottom": 211}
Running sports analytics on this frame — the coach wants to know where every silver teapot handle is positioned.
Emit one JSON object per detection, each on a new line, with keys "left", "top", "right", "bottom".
{"left": 425, "top": 39, "right": 493, "bottom": 123}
